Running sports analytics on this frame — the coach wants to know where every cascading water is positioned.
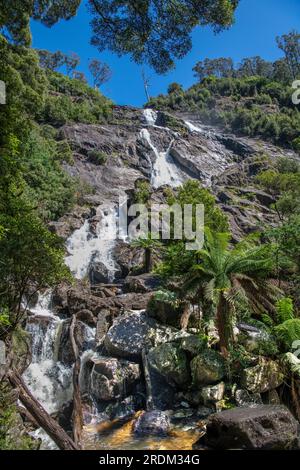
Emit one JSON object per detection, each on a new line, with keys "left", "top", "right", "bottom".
{"left": 141, "top": 109, "right": 185, "bottom": 189}
{"left": 65, "top": 206, "right": 118, "bottom": 282}
{"left": 23, "top": 315, "right": 72, "bottom": 414}
{"left": 23, "top": 205, "right": 119, "bottom": 416}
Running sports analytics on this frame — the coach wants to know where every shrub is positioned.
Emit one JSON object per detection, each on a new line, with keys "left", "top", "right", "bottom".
{"left": 274, "top": 319, "right": 300, "bottom": 351}
{"left": 275, "top": 297, "right": 294, "bottom": 323}
{"left": 87, "top": 149, "right": 108, "bottom": 165}
{"left": 134, "top": 180, "right": 151, "bottom": 204}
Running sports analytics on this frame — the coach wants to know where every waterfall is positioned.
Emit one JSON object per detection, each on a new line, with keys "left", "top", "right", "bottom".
{"left": 185, "top": 121, "right": 204, "bottom": 134}
{"left": 143, "top": 108, "right": 157, "bottom": 126}
{"left": 23, "top": 314, "right": 73, "bottom": 414}
{"left": 141, "top": 109, "right": 185, "bottom": 189}
{"left": 65, "top": 206, "right": 118, "bottom": 282}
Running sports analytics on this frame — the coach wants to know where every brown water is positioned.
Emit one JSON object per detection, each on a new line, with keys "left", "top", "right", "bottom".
{"left": 83, "top": 412, "right": 205, "bottom": 451}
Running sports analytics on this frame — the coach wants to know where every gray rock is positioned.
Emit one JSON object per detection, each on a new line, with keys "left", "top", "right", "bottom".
{"left": 235, "top": 389, "right": 263, "bottom": 407}
{"left": 240, "top": 358, "right": 284, "bottom": 393}
{"left": 147, "top": 343, "right": 190, "bottom": 387}
{"left": 89, "top": 260, "right": 110, "bottom": 285}
{"left": 90, "top": 357, "right": 140, "bottom": 401}
{"left": 198, "top": 405, "right": 300, "bottom": 450}
{"left": 181, "top": 335, "right": 206, "bottom": 357}
{"left": 123, "top": 273, "right": 161, "bottom": 294}
{"left": 200, "top": 382, "right": 226, "bottom": 405}
{"left": 76, "top": 309, "right": 97, "bottom": 327}
{"left": 104, "top": 311, "right": 189, "bottom": 360}
{"left": 133, "top": 411, "right": 170, "bottom": 436}
{"left": 190, "top": 350, "right": 226, "bottom": 386}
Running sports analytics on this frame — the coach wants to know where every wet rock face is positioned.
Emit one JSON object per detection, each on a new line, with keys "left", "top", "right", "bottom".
{"left": 240, "top": 358, "right": 284, "bottom": 393}
{"left": 147, "top": 343, "right": 190, "bottom": 388}
{"left": 90, "top": 357, "right": 140, "bottom": 401}
{"left": 198, "top": 405, "right": 300, "bottom": 450}
{"left": 88, "top": 260, "right": 111, "bottom": 285}
{"left": 190, "top": 350, "right": 226, "bottom": 386}
{"left": 134, "top": 411, "right": 170, "bottom": 437}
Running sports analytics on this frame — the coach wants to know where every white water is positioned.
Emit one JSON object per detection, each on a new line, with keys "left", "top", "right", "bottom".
{"left": 185, "top": 120, "right": 204, "bottom": 134}
{"left": 143, "top": 108, "right": 157, "bottom": 126}
{"left": 24, "top": 314, "right": 73, "bottom": 414}
{"left": 65, "top": 206, "right": 118, "bottom": 281}
{"left": 141, "top": 110, "right": 184, "bottom": 189}
{"left": 29, "top": 291, "right": 54, "bottom": 317}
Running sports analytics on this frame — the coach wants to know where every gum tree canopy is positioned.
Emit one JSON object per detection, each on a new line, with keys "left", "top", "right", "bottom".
{"left": 0, "top": 0, "right": 239, "bottom": 73}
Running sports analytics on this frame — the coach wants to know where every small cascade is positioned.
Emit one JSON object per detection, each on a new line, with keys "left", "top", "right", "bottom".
{"left": 143, "top": 108, "right": 158, "bottom": 126}
{"left": 141, "top": 110, "right": 185, "bottom": 189}
{"left": 23, "top": 306, "right": 73, "bottom": 414}
{"left": 185, "top": 121, "right": 204, "bottom": 134}
{"left": 29, "top": 291, "right": 54, "bottom": 317}
{"left": 65, "top": 206, "right": 119, "bottom": 282}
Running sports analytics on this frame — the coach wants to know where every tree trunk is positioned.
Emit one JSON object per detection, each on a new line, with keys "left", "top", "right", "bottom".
{"left": 145, "top": 248, "right": 152, "bottom": 273}
{"left": 142, "top": 349, "right": 154, "bottom": 411}
{"left": 8, "top": 370, "right": 78, "bottom": 450}
{"left": 216, "top": 293, "right": 232, "bottom": 358}
{"left": 69, "top": 315, "right": 83, "bottom": 448}
{"left": 180, "top": 301, "right": 191, "bottom": 330}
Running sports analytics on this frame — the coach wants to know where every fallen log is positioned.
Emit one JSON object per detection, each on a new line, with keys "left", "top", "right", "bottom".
{"left": 8, "top": 370, "right": 79, "bottom": 450}
{"left": 69, "top": 315, "right": 83, "bottom": 448}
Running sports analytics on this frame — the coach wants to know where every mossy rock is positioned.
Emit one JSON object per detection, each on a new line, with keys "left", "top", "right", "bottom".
{"left": 240, "top": 358, "right": 284, "bottom": 393}
{"left": 147, "top": 342, "right": 190, "bottom": 387}
{"left": 191, "top": 350, "right": 226, "bottom": 386}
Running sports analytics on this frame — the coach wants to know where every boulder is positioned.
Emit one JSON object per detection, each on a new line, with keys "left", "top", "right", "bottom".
{"left": 234, "top": 389, "right": 263, "bottom": 407}
{"left": 90, "top": 357, "right": 140, "bottom": 401}
{"left": 104, "top": 311, "right": 189, "bottom": 360}
{"left": 236, "top": 322, "right": 276, "bottom": 354}
{"left": 88, "top": 260, "right": 110, "bottom": 285}
{"left": 147, "top": 343, "right": 190, "bottom": 387}
{"left": 181, "top": 335, "right": 206, "bottom": 357}
{"left": 76, "top": 309, "right": 97, "bottom": 327}
{"left": 147, "top": 296, "right": 183, "bottom": 327}
{"left": 240, "top": 358, "right": 284, "bottom": 393}
{"left": 190, "top": 350, "right": 226, "bottom": 386}
{"left": 133, "top": 411, "right": 170, "bottom": 436}
{"left": 197, "top": 405, "right": 300, "bottom": 450}
{"left": 123, "top": 273, "right": 161, "bottom": 294}
{"left": 199, "top": 382, "right": 225, "bottom": 405}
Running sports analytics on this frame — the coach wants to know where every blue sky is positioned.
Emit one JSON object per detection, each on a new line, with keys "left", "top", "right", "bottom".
{"left": 31, "top": 0, "right": 300, "bottom": 107}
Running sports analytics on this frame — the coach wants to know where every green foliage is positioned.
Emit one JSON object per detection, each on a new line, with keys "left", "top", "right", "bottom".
{"left": 292, "top": 137, "right": 300, "bottom": 154}
{"left": 274, "top": 319, "right": 300, "bottom": 351}
{"left": 148, "top": 74, "right": 300, "bottom": 148}
{"left": 39, "top": 70, "right": 112, "bottom": 125}
{"left": 89, "top": 0, "right": 237, "bottom": 74}
{"left": 275, "top": 297, "right": 294, "bottom": 323}
{"left": 168, "top": 180, "right": 229, "bottom": 232}
{"left": 134, "top": 180, "right": 151, "bottom": 204}
{"left": 0, "top": 383, "right": 36, "bottom": 450}
{"left": 22, "top": 128, "right": 76, "bottom": 221}
{"left": 0, "top": 203, "right": 71, "bottom": 324}
{"left": 180, "top": 228, "right": 279, "bottom": 353}
{"left": 88, "top": 149, "right": 108, "bottom": 165}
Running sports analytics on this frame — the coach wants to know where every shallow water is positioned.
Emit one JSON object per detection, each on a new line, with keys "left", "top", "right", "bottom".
{"left": 82, "top": 413, "right": 205, "bottom": 451}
